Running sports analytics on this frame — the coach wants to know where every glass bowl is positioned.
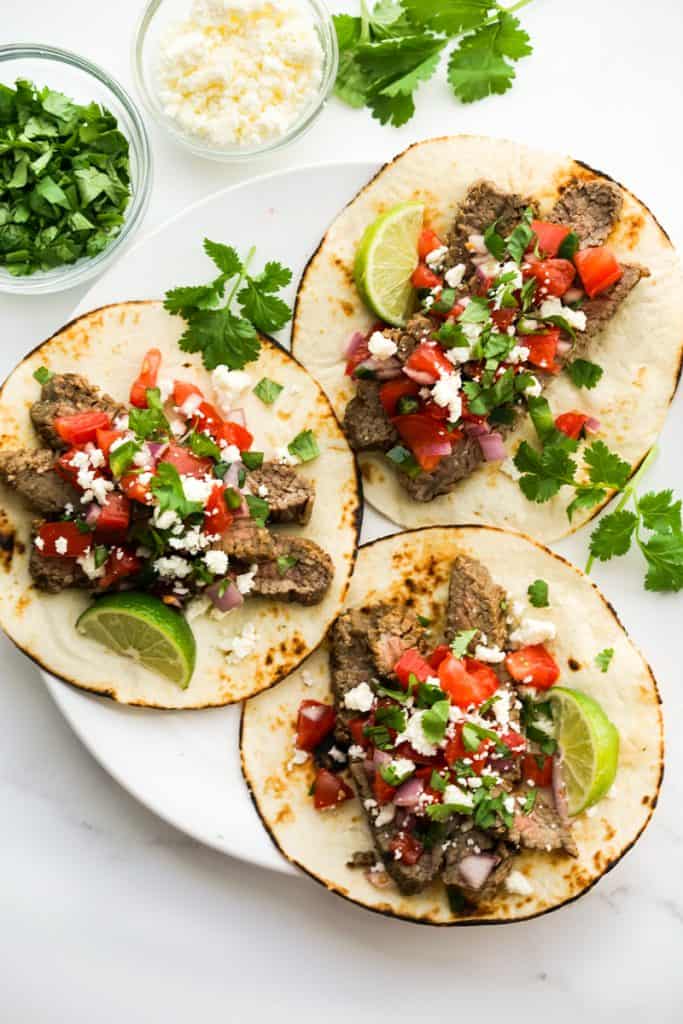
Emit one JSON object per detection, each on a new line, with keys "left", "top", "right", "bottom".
{"left": 133, "top": 0, "right": 339, "bottom": 162}
{"left": 0, "top": 44, "right": 152, "bottom": 296}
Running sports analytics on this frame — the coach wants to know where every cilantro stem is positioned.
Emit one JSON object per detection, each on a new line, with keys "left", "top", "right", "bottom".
{"left": 499, "top": 0, "right": 535, "bottom": 13}
{"left": 359, "top": 0, "right": 371, "bottom": 43}
{"left": 225, "top": 245, "right": 256, "bottom": 309}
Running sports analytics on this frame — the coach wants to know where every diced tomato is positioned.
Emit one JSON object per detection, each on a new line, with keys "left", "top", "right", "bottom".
{"left": 505, "top": 644, "right": 560, "bottom": 690}
{"left": 194, "top": 401, "right": 224, "bottom": 436}
{"left": 348, "top": 717, "right": 369, "bottom": 748}
{"left": 312, "top": 768, "right": 353, "bottom": 810}
{"left": 491, "top": 308, "right": 517, "bottom": 332}
{"left": 521, "top": 752, "right": 553, "bottom": 788}
{"left": 445, "top": 302, "right": 466, "bottom": 323}
{"left": 394, "top": 647, "right": 433, "bottom": 689}
{"left": 160, "top": 442, "right": 213, "bottom": 478}
{"left": 55, "top": 448, "right": 81, "bottom": 486}
{"left": 473, "top": 272, "right": 495, "bottom": 296}
{"left": 530, "top": 220, "right": 571, "bottom": 259}
{"left": 216, "top": 420, "right": 254, "bottom": 452}
{"left": 444, "top": 724, "right": 488, "bottom": 774}
{"left": 120, "top": 471, "right": 153, "bottom": 505}
{"left": 98, "top": 548, "right": 142, "bottom": 590}
{"left": 130, "top": 348, "right": 162, "bottom": 408}
{"left": 523, "top": 257, "right": 575, "bottom": 298}
{"left": 460, "top": 393, "right": 488, "bottom": 426}
{"left": 93, "top": 493, "right": 130, "bottom": 542}
{"left": 296, "top": 700, "right": 336, "bottom": 752}
{"left": 405, "top": 342, "right": 453, "bottom": 382}
{"left": 388, "top": 831, "right": 423, "bottom": 866}
{"left": 574, "top": 246, "right": 623, "bottom": 298}
{"left": 345, "top": 336, "right": 371, "bottom": 377}
{"left": 411, "top": 263, "right": 442, "bottom": 290}
{"left": 392, "top": 413, "right": 453, "bottom": 473}
{"left": 173, "top": 380, "right": 204, "bottom": 407}
{"left": 500, "top": 728, "right": 526, "bottom": 753}
{"left": 555, "top": 411, "right": 591, "bottom": 440}
{"left": 378, "top": 378, "right": 421, "bottom": 417}
{"left": 96, "top": 428, "right": 124, "bottom": 457}
{"left": 438, "top": 654, "right": 499, "bottom": 710}
{"left": 204, "top": 485, "right": 233, "bottom": 535}
{"left": 373, "top": 773, "right": 397, "bottom": 805}
{"left": 37, "top": 521, "right": 93, "bottom": 558}
{"left": 54, "top": 411, "right": 112, "bottom": 447}
{"left": 526, "top": 328, "right": 561, "bottom": 374}
{"left": 428, "top": 644, "right": 451, "bottom": 670}
{"left": 418, "top": 228, "right": 444, "bottom": 260}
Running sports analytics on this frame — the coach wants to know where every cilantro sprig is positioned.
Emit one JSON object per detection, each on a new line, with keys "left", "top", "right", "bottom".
{"left": 333, "top": 0, "right": 535, "bottom": 126}
{"left": 164, "top": 239, "right": 293, "bottom": 371}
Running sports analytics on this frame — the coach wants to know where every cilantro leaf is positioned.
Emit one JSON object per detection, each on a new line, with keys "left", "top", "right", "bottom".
{"left": 595, "top": 648, "right": 614, "bottom": 673}
{"left": 277, "top": 555, "right": 299, "bottom": 576}
{"left": 245, "top": 494, "right": 270, "bottom": 528}
{"left": 558, "top": 231, "right": 580, "bottom": 260}
{"left": 447, "top": 44, "right": 515, "bottom": 104}
{"left": 288, "top": 430, "right": 320, "bottom": 463}
{"left": 177, "top": 309, "right": 260, "bottom": 371}
{"left": 637, "top": 490, "right": 682, "bottom": 534}
{"left": 402, "top": 0, "right": 496, "bottom": 34}
{"left": 640, "top": 531, "right": 683, "bottom": 592}
{"left": 253, "top": 377, "right": 284, "bottom": 405}
{"left": 188, "top": 432, "right": 221, "bottom": 460}
{"left": 203, "top": 239, "right": 242, "bottom": 277}
{"left": 421, "top": 700, "right": 450, "bottom": 744}
{"left": 241, "top": 450, "right": 264, "bottom": 471}
{"left": 566, "top": 486, "right": 607, "bottom": 522}
{"left": 567, "top": 358, "right": 604, "bottom": 390}
{"left": 150, "top": 463, "right": 204, "bottom": 520}
{"left": 528, "top": 579, "right": 549, "bottom": 608}
{"left": 380, "top": 760, "right": 415, "bottom": 787}
{"left": 163, "top": 281, "right": 226, "bottom": 315}
{"left": 450, "top": 628, "right": 477, "bottom": 658}
{"left": 584, "top": 441, "right": 631, "bottom": 491}
{"left": 32, "top": 366, "right": 53, "bottom": 385}
{"left": 237, "top": 279, "right": 292, "bottom": 334}
{"left": 588, "top": 509, "right": 638, "bottom": 561}
{"left": 108, "top": 440, "right": 141, "bottom": 478}
{"left": 514, "top": 441, "right": 576, "bottom": 503}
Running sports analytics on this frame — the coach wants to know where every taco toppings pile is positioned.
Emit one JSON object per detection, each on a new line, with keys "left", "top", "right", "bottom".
{"left": 343, "top": 179, "right": 648, "bottom": 501}
{"left": 0, "top": 353, "right": 333, "bottom": 619}
{"left": 291, "top": 554, "right": 617, "bottom": 907}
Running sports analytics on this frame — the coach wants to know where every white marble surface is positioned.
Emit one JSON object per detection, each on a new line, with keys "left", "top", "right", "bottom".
{"left": 1, "top": 1, "right": 682, "bottom": 1020}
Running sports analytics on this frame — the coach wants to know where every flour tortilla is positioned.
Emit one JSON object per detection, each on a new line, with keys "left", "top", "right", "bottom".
{"left": 292, "top": 136, "right": 683, "bottom": 541}
{"left": 0, "top": 301, "right": 361, "bottom": 708}
{"left": 241, "top": 527, "right": 662, "bottom": 925}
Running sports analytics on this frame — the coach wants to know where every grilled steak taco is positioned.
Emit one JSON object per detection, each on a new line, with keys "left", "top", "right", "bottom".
{"left": 0, "top": 302, "right": 360, "bottom": 708}
{"left": 241, "top": 527, "right": 662, "bottom": 924}
{"left": 293, "top": 137, "right": 683, "bottom": 540}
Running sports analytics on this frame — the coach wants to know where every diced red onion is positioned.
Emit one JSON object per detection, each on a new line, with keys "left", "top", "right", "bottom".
{"left": 223, "top": 461, "right": 243, "bottom": 489}
{"left": 84, "top": 503, "right": 101, "bottom": 527}
{"left": 403, "top": 366, "right": 437, "bottom": 386}
{"left": 557, "top": 339, "right": 573, "bottom": 356}
{"left": 394, "top": 777, "right": 425, "bottom": 808}
{"left": 463, "top": 422, "right": 490, "bottom": 438}
{"left": 206, "top": 579, "right": 243, "bottom": 613}
{"left": 373, "top": 357, "right": 403, "bottom": 380}
{"left": 343, "top": 331, "right": 366, "bottom": 359}
{"left": 584, "top": 416, "right": 601, "bottom": 434}
{"left": 475, "top": 262, "right": 498, "bottom": 288}
{"left": 457, "top": 853, "right": 498, "bottom": 890}
{"left": 147, "top": 441, "right": 168, "bottom": 463}
{"left": 372, "top": 749, "right": 392, "bottom": 767}
{"left": 227, "top": 408, "right": 245, "bottom": 427}
{"left": 468, "top": 232, "right": 488, "bottom": 255}
{"left": 564, "top": 286, "right": 584, "bottom": 304}
{"left": 477, "top": 430, "right": 506, "bottom": 462}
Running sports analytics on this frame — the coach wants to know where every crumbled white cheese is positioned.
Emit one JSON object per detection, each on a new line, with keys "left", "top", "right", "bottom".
{"left": 222, "top": 622, "right": 258, "bottom": 662}
{"left": 375, "top": 803, "right": 396, "bottom": 828}
{"left": 343, "top": 681, "right": 375, "bottom": 713}
{"left": 153, "top": 507, "right": 180, "bottom": 531}
{"left": 523, "top": 375, "right": 543, "bottom": 398}
{"left": 388, "top": 758, "right": 415, "bottom": 779}
{"left": 87, "top": 446, "right": 105, "bottom": 469}
{"left": 236, "top": 564, "right": 258, "bottom": 596}
{"left": 54, "top": 536, "right": 68, "bottom": 556}
{"left": 492, "top": 689, "right": 512, "bottom": 728}
{"left": 431, "top": 371, "right": 462, "bottom": 422}
{"left": 219, "top": 443, "right": 242, "bottom": 464}
{"left": 443, "top": 784, "right": 473, "bottom": 809}
{"left": 181, "top": 474, "right": 215, "bottom": 505}
{"left": 287, "top": 748, "right": 309, "bottom": 770}
{"left": 169, "top": 526, "right": 215, "bottom": 554}
{"left": 211, "top": 366, "right": 252, "bottom": 416}
{"left": 76, "top": 549, "right": 105, "bottom": 580}
{"left": 426, "top": 245, "right": 449, "bottom": 270}
{"left": 156, "top": 0, "right": 324, "bottom": 150}
{"left": 503, "top": 795, "right": 516, "bottom": 815}
{"left": 34, "top": 536, "right": 45, "bottom": 551}
{"left": 185, "top": 595, "right": 212, "bottom": 621}
{"left": 505, "top": 870, "right": 534, "bottom": 896}
{"left": 507, "top": 344, "right": 530, "bottom": 365}
{"left": 301, "top": 670, "right": 314, "bottom": 688}
{"left": 154, "top": 555, "right": 193, "bottom": 579}
{"left": 367, "top": 331, "right": 397, "bottom": 360}
{"left": 501, "top": 456, "right": 522, "bottom": 481}
{"left": 257, "top": 484, "right": 269, "bottom": 498}
{"left": 509, "top": 617, "right": 557, "bottom": 648}
{"left": 539, "top": 296, "right": 587, "bottom": 331}
{"left": 204, "top": 549, "right": 229, "bottom": 576}
{"left": 274, "top": 445, "right": 299, "bottom": 466}
{"left": 444, "top": 262, "right": 466, "bottom": 288}
{"left": 180, "top": 393, "right": 202, "bottom": 418}
{"left": 395, "top": 711, "right": 437, "bottom": 757}
{"left": 473, "top": 643, "right": 506, "bottom": 664}
{"left": 328, "top": 746, "right": 346, "bottom": 764}
{"left": 363, "top": 798, "right": 378, "bottom": 811}
{"left": 348, "top": 745, "right": 365, "bottom": 760}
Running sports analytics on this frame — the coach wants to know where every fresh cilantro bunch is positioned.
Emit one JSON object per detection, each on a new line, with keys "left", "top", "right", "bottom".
{"left": 164, "top": 239, "right": 293, "bottom": 371}
{"left": 333, "top": 0, "right": 534, "bottom": 126}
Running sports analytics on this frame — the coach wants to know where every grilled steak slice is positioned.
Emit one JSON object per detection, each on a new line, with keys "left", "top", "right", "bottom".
{"left": 31, "top": 373, "right": 125, "bottom": 450}
{"left": 350, "top": 761, "right": 444, "bottom": 895}
{"left": 247, "top": 537, "right": 333, "bottom": 605}
{"left": 29, "top": 520, "right": 88, "bottom": 593}
{"left": 396, "top": 435, "right": 484, "bottom": 502}
{"left": 220, "top": 521, "right": 275, "bottom": 561}
{"left": 549, "top": 179, "right": 622, "bottom": 247}
{"left": 367, "top": 604, "right": 427, "bottom": 678}
{"left": 445, "top": 554, "right": 509, "bottom": 649}
{"left": 510, "top": 787, "right": 577, "bottom": 857}
{"left": 246, "top": 462, "right": 314, "bottom": 524}
{"left": 577, "top": 263, "right": 648, "bottom": 353}
{"left": 442, "top": 830, "right": 515, "bottom": 902}
{"left": 343, "top": 380, "right": 398, "bottom": 453}
{"left": 447, "top": 180, "right": 535, "bottom": 272}
{"left": 0, "top": 448, "right": 78, "bottom": 514}
{"left": 329, "top": 608, "right": 377, "bottom": 742}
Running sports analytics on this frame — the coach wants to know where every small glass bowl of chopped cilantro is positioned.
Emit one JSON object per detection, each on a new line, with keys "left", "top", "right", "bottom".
{"left": 0, "top": 44, "right": 152, "bottom": 294}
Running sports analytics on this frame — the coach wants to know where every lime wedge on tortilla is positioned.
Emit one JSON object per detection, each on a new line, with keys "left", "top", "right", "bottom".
{"left": 354, "top": 200, "right": 424, "bottom": 327}
{"left": 76, "top": 592, "right": 196, "bottom": 689}
{"left": 549, "top": 687, "right": 619, "bottom": 815}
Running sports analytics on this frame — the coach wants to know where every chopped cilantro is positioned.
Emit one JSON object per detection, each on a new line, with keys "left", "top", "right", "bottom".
{"left": 415, "top": 682, "right": 445, "bottom": 709}
{"left": 245, "top": 493, "right": 269, "bottom": 527}
{"left": 224, "top": 487, "right": 242, "bottom": 510}
{"left": 150, "top": 463, "right": 204, "bottom": 520}
{"left": 108, "top": 440, "right": 140, "bottom": 478}
{"left": 421, "top": 699, "right": 450, "bottom": 744}
{"left": 32, "top": 366, "right": 53, "bottom": 385}
{"left": 417, "top": 614, "right": 431, "bottom": 627}
{"left": 430, "top": 770, "right": 447, "bottom": 793}
{"left": 375, "top": 704, "right": 407, "bottom": 733}
{"left": 557, "top": 231, "right": 580, "bottom": 260}
{"left": 363, "top": 724, "right": 392, "bottom": 749}
{"left": 426, "top": 801, "right": 472, "bottom": 821}
{"left": 94, "top": 545, "right": 109, "bottom": 569}
{"left": 386, "top": 444, "right": 421, "bottom": 477}
{"left": 241, "top": 450, "right": 264, "bottom": 471}
{"left": 450, "top": 628, "right": 476, "bottom": 658}
{"left": 566, "top": 358, "right": 604, "bottom": 390}
{"left": 527, "top": 579, "right": 549, "bottom": 608}
{"left": 253, "top": 377, "right": 284, "bottom": 405}
{"left": 380, "top": 760, "right": 415, "bottom": 787}
{"left": 521, "top": 789, "right": 537, "bottom": 814}
{"left": 276, "top": 555, "right": 298, "bottom": 576}
{"left": 595, "top": 648, "right": 614, "bottom": 673}
{"left": 188, "top": 432, "right": 221, "bottom": 460}
{"left": 288, "top": 429, "right": 320, "bottom": 463}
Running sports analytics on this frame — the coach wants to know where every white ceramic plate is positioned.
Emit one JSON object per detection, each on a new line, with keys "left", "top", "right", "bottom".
{"left": 41, "top": 161, "right": 394, "bottom": 874}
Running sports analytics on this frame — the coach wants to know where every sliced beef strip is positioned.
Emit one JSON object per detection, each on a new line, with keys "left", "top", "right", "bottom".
{"left": 0, "top": 448, "right": 79, "bottom": 515}
{"left": 447, "top": 180, "right": 535, "bottom": 274}
{"left": 343, "top": 380, "right": 398, "bottom": 453}
{"left": 244, "top": 537, "right": 333, "bottom": 606}
{"left": 30, "top": 373, "right": 125, "bottom": 450}
{"left": 509, "top": 786, "right": 578, "bottom": 857}
{"left": 219, "top": 521, "right": 276, "bottom": 561}
{"left": 366, "top": 604, "right": 428, "bottom": 678}
{"left": 246, "top": 462, "right": 315, "bottom": 525}
{"left": 442, "top": 828, "right": 515, "bottom": 902}
{"left": 548, "top": 179, "right": 622, "bottom": 248}
{"left": 396, "top": 435, "right": 484, "bottom": 502}
{"left": 350, "top": 761, "right": 444, "bottom": 895}
{"left": 574, "top": 263, "right": 648, "bottom": 355}
{"left": 329, "top": 607, "right": 378, "bottom": 742}
{"left": 444, "top": 554, "right": 509, "bottom": 649}
{"left": 28, "top": 520, "right": 89, "bottom": 593}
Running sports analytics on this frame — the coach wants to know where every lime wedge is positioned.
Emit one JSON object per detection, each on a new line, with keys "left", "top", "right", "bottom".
{"left": 76, "top": 592, "right": 196, "bottom": 689}
{"left": 354, "top": 200, "right": 424, "bottom": 326}
{"left": 548, "top": 687, "right": 619, "bottom": 815}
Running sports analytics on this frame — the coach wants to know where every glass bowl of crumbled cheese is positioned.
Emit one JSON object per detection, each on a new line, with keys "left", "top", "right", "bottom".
{"left": 133, "top": 0, "right": 338, "bottom": 161}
